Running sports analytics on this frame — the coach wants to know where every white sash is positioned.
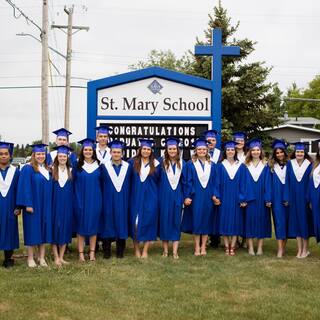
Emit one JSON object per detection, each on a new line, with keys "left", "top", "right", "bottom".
{"left": 58, "top": 167, "right": 71, "bottom": 188}
{"left": 104, "top": 160, "right": 129, "bottom": 192}
{"left": 247, "top": 161, "right": 265, "bottom": 182}
{"left": 291, "top": 159, "right": 310, "bottom": 182}
{"left": 96, "top": 145, "right": 111, "bottom": 164}
{"left": 140, "top": 159, "right": 159, "bottom": 183}
{"left": 166, "top": 160, "right": 183, "bottom": 190}
{"left": 193, "top": 159, "right": 211, "bottom": 188}
{"left": 313, "top": 164, "right": 320, "bottom": 188}
{"left": 222, "top": 159, "right": 241, "bottom": 180}
{"left": 0, "top": 165, "right": 16, "bottom": 197}
{"left": 210, "top": 148, "right": 221, "bottom": 164}
{"left": 38, "top": 165, "right": 50, "bottom": 181}
{"left": 274, "top": 163, "right": 286, "bottom": 185}
{"left": 82, "top": 161, "right": 99, "bottom": 174}
{"left": 49, "top": 150, "right": 57, "bottom": 163}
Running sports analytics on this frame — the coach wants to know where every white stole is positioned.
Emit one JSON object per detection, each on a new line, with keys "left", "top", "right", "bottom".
{"left": 274, "top": 163, "right": 286, "bottom": 185}
{"left": 247, "top": 161, "right": 265, "bottom": 182}
{"left": 237, "top": 151, "right": 246, "bottom": 163}
{"left": 193, "top": 159, "right": 211, "bottom": 188}
{"left": 58, "top": 167, "right": 71, "bottom": 188}
{"left": 210, "top": 148, "right": 221, "bottom": 164}
{"left": 38, "top": 165, "right": 50, "bottom": 180}
{"left": 82, "top": 161, "right": 99, "bottom": 174}
{"left": 104, "top": 160, "right": 129, "bottom": 192}
{"left": 313, "top": 164, "right": 320, "bottom": 188}
{"left": 291, "top": 159, "right": 310, "bottom": 182}
{"left": 96, "top": 145, "right": 111, "bottom": 164}
{"left": 0, "top": 165, "right": 16, "bottom": 197}
{"left": 166, "top": 160, "right": 183, "bottom": 190}
{"left": 222, "top": 159, "right": 241, "bottom": 180}
{"left": 140, "top": 159, "right": 159, "bottom": 183}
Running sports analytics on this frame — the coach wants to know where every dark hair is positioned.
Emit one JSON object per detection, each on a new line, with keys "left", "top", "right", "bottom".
{"left": 52, "top": 155, "right": 72, "bottom": 181}
{"left": 77, "top": 147, "right": 100, "bottom": 170}
{"left": 163, "top": 146, "right": 181, "bottom": 171}
{"left": 133, "top": 147, "right": 156, "bottom": 175}
{"left": 268, "top": 148, "right": 289, "bottom": 171}
{"left": 290, "top": 150, "right": 313, "bottom": 162}
{"left": 311, "top": 150, "right": 320, "bottom": 174}
{"left": 220, "top": 148, "right": 238, "bottom": 162}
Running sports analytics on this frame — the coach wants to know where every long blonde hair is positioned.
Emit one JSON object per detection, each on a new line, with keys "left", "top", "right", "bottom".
{"left": 245, "top": 148, "right": 266, "bottom": 166}
{"left": 30, "top": 153, "right": 50, "bottom": 172}
{"left": 191, "top": 148, "right": 211, "bottom": 163}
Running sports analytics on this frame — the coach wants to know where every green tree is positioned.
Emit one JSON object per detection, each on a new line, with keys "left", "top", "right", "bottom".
{"left": 130, "top": 2, "right": 282, "bottom": 140}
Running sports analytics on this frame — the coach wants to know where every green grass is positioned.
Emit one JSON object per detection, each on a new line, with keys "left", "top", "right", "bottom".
{"left": 0, "top": 235, "right": 320, "bottom": 320}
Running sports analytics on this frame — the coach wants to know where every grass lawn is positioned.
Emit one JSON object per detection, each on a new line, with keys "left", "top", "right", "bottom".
{"left": 0, "top": 234, "right": 320, "bottom": 320}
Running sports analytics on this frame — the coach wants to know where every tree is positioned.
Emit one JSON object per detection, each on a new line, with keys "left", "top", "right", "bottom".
{"left": 130, "top": 2, "right": 282, "bottom": 140}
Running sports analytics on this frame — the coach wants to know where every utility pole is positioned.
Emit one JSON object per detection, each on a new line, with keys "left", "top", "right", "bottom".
{"left": 52, "top": 6, "right": 89, "bottom": 130}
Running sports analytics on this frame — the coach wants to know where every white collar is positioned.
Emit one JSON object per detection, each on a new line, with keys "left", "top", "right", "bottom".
{"left": 0, "top": 165, "right": 16, "bottom": 197}
{"left": 291, "top": 159, "right": 310, "bottom": 182}
{"left": 104, "top": 160, "right": 129, "bottom": 192}
{"left": 82, "top": 161, "right": 99, "bottom": 174}
{"left": 237, "top": 151, "right": 246, "bottom": 163}
{"left": 222, "top": 159, "right": 241, "bottom": 180}
{"left": 247, "top": 161, "right": 265, "bottom": 182}
{"left": 209, "top": 148, "right": 220, "bottom": 164}
{"left": 193, "top": 159, "right": 211, "bottom": 188}
{"left": 139, "top": 159, "right": 159, "bottom": 182}
{"left": 96, "top": 145, "right": 111, "bottom": 163}
{"left": 38, "top": 164, "right": 50, "bottom": 180}
{"left": 166, "top": 160, "right": 183, "bottom": 190}
{"left": 50, "top": 150, "right": 58, "bottom": 162}
{"left": 313, "top": 164, "right": 320, "bottom": 188}
{"left": 274, "top": 163, "right": 286, "bottom": 184}
{"left": 58, "top": 166, "right": 70, "bottom": 188}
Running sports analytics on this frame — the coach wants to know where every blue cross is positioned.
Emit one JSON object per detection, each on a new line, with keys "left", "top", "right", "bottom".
{"left": 195, "top": 28, "right": 240, "bottom": 143}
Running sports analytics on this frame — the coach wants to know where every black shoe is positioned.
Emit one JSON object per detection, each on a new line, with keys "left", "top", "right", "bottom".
{"left": 3, "top": 259, "right": 14, "bottom": 268}
{"left": 116, "top": 239, "right": 126, "bottom": 258}
{"left": 103, "top": 239, "right": 112, "bottom": 259}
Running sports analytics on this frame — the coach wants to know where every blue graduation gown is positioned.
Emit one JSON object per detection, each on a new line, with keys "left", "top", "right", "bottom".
{"left": 0, "top": 166, "right": 19, "bottom": 250}
{"left": 17, "top": 164, "right": 53, "bottom": 246}
{"left": 158, "top": 159, "right": 187, "bottom": 241}
{"left": 74, "top": 162, "right": 102, "bottom": 237}
{"left": 214, "top": 161, "right": 248, "bottom": 237}
{"left": 266, "top": 164, "right": 289, "bottom": 240}
{"left": 181, "top": 160, "right": 216, "bottom": 235}
{"left": 46, "top": 150, "right": 77, "bottom": 167}
{"left": 286, "top": 159, "right": 313, "bottom": 239}
{"left": 100, "top": 161, "right": 131, "bottom": 240}
{"left": 52, "top": 174, "right": 74, "bottom": 245}
{"left": 128, "top": 159, "right": 160, "bottom": 242}
{"left": 244, "top": 162, "right": 272, "bottom": 239}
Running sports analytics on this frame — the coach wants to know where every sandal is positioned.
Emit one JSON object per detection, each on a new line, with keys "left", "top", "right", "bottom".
{"left": 173, "top": 253, "right": 179, "bottom": 260}
{"left": 229, "top": 247, "right": 236, "bottom": 256}
{"left": 225, "top": 246, "right": 230, "bottom": 256}
{"left": 162, "top": 251, "right": 168, "bottom": 257}
{"left": 89, "top": 250, "right": 96, "bottom": 262}
{"left": 78, "top": 251, "right": 85, "bottom": 262}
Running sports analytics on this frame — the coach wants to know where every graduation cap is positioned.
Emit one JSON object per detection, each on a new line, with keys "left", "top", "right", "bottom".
{"left": 78, "top": 138, "right": 96, "bottom": 149}
{"left": 30, "top": 143, "right": 48, "bottom": 153}
{"left": 53, "top": 145, "right": 73, "bottom": 155}
{"left": 108, "top": 140, "right": 126, "bottom": 149}
{"left": 52, "top": 128, "right": 72, "bottom": 138}
{"left": 192, "top": 137, "right": 208, "bottom": 148}
{"left": 203, "top": 129, "right": 218, "bottom": 139}
{"left": 95, "top": 125, "right": 112, "bottom": 135}
{"left": 138, "top": 138, "right": 155, "bottom": 148}
{"left": 232, "top": 131, "right": 247, "bottom": 140}
{"left": 222, "top": 141, "right": 237, "bottom": 150}
{"left": 246, "top": 138, "right": 262, "bottom": 149}
{"left": 165, "top": 137, "right": 181, "bottom": 147}
{"left": 271, "top": 139, "right": 287, "bottom": 150}
{"left": 0, "top": 141, "right": 14, "bottom": 156}
{"left": 290, "top": 141, "right": 309, "bottom": 151}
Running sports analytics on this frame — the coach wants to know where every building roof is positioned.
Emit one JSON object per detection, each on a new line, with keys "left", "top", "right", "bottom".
{"left": 262, "top": 124, "right": 320, "bottom": 134}
{"left": 281, "top": 116, "right": 320, "bottom": 125}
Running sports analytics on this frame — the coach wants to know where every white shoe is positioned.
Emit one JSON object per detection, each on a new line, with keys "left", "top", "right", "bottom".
{"left": 27, "top": 259, "right": 37, "bottom": 268}
{"left": 39, "top": 258, "right": 48, "bottom": 267}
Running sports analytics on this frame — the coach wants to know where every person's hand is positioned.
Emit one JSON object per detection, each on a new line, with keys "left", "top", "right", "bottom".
{"left": 26, "top": 207, "right": 33, "bottom": 214}
{"left": 309, "top": 203, "right": 312, "bottom": 210}
{"left": 184, "top": 198, "right": 192, "bottom": 206}
{"left": 240, "top": 202, "right": 247, "bottom": 208}
{"left": 283, "top": 201, "right": 289, "bottom": 207}
{"left": 14, "top": 209, "right": 21, "bottom": 216}
{"left": 266, "top": 202, "right": 272, "bottom": 208}
{"left": 212, "top": 196, "right": 221, "bottom": 206}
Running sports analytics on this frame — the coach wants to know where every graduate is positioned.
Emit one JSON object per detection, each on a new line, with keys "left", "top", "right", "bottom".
{"left": 213, "top": 141, "right": 249, "bottom": 256}
{"left": 74, "top": 138, "right": 102, "bottom": 262}
{"left": 203, "top": 130, "right": 221, "bottom": 164}
{"left": 158, "top": 137, "right": 186, "bottom": 259}
{"left": 129, "top": 138, "right": 160, "bottom": 258}
{"left": 0, "top": 142, "right": 20, "bottom": 268}
{"left": 17, "top": 143, "right": 52, "bottom": 267}
{"left": 244, "top": 138, "right": 271, "bottom": 256}
{"left": 267, "top": 139, "right": 289, "bottom": 258}
{"left": 100, "top": 140, "right": 131, "bottom": 259}
{"left": 181, "top": 137, "right": 216, "bottom": 256}
{"left": 233, "top": 132, "right": 247, "bottom": 163}
{"left": 51, "top": 145, "right": 74, "bottom": 266}
{"left": 95, "top": 125, "right": 112, "bottom": 164}
{"left": 46, "top": 128, "right": 77, "bottom": 167}
{"left": 287, "top": 142, "right": 313, "bottom": 258}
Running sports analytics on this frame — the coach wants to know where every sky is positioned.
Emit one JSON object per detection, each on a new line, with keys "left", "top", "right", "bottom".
{"left": 1, "top": 0, "right": 320, "bottom": 144}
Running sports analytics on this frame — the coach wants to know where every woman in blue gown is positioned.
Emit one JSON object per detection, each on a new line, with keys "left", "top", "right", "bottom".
{"left": 182, "top": 138, "right": 216, "bottom": 256}
{"left": 266, "top": 139, "right": 289, "bottom": 258}
{"left": 100, "top": 140, "right": 131, "bottom": 259}
{"left": 244, "top": 139, "right": 271, "bottom": 256}
{"left": 74, "top": 138, "right": 102, "bottom": 262}
{"left": 129, "top": 138, "right": 160, "bottom": 259}
{"left": 158, "top": 137, "right": 186, "bottom": 259}
{"left": 213, "top": 141, "right": 249, "bottom": 256}
{"left": 0, "top": 142, "right": 20, "bottom": 268}
{"left": 51, "top": 145, "right": 74, "bottom": 266}
{"left": 287, "top": 142, "right": 313, "bottom": 258}
{"left": 17, "top": 143, "right": 53, "bottom": 268}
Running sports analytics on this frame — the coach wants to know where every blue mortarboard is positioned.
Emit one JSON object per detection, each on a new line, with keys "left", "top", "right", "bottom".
{"left": 0, "top": 141, "right": 14, "bottom": 156}
{"left": 95, "top": 125, "right": 112, "bottom": 135}
{"left": 165, "top": 137, "right": 181, "bottom": 147}
{"left": 78, "top": 138, "right": 96, "bottom": 149}
{"left": 139, "top": 138, "right": 155, "bottom": 148}
{"left": 31, "top": 143, "right": 48, "bottom": 153}
{"left": 233, "top": 131, "right": 247, "bottom": 140}
{"left": 222, "top": 141, "right": 237, "bottom": 150}
{"left": 108, "top": 140, "right": 126, "bottom": 149}
{"left": 246, "top": 138, "right": 262, "bottom": 149}
{"left": 271, "top": 139, "right": 287, "bottom": 150}
{"left": 54, "top": 145, "right": 73, "bottom": 155}
{"left": 192, "top": 137, "right": 208, "bottom": 148}
{"left": 203, "top": 130, "right": 218, "bottom": 139}
{"left": 52, "top": 128, "right": 72, "bottom": 138}
{"left": 291, "top": 141, "right": 309, "bottom": 151}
